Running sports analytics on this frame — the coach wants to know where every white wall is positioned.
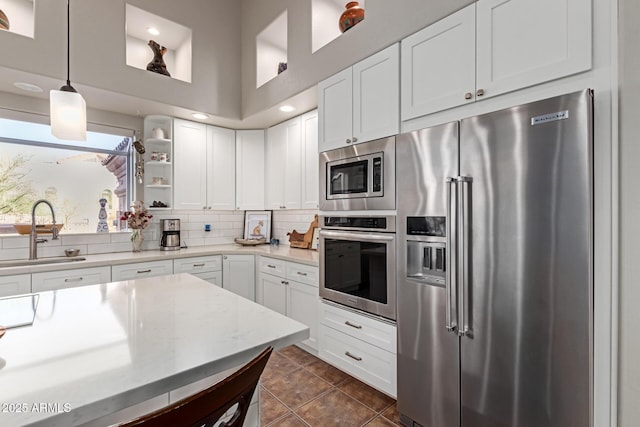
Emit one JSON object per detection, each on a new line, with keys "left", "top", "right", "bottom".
{"left": 240, "top": 0, "right": 474, "bottom": 118}
{"left": 0, "top": 0, "right": 242, "bottom": 120}
{"left": 617, "top": 0, "right": 640, "bottom": 424}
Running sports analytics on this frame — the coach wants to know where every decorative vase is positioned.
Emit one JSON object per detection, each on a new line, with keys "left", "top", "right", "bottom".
{"left": 131, "top": 229, "right": 144, "bottom": 252}
{"left": 0, "top": 9, "right": 9, "bottom": 31}
{"left": 339, "top": 2, "right": 364, "bottom": 33}
{"left": 96, "top": 198, "right": 109, "bottom": 233}
{"left": 277, "top": 62, "right": 287, "bottom": 74}
{"left": 146, "top": 40, "right": 171, "bottom": 77}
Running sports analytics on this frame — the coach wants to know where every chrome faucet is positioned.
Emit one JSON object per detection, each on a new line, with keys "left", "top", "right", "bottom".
{"left": 29, "top": 199, "right": 59, "bottom": 260}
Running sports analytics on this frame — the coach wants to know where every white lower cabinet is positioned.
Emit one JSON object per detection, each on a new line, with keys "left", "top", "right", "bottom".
{"left": 222, "top": 254, "right": 255, "bottom": 300}
{"left": 257, "top": 256, "right": 319, "bottom": 352}
{"left": 0, "top": 274, "right": 31, "bottom": 297}
{"left": 31, "top": 267, "right": 111, "bottom": 292}
{"left": 318, "top": 301, "right": 397, "bottom": 397}
{"left": 173, "top": 255, "right": 223, "bottom": 286}
{"left": 111, "top": 260, "right": 173, "bottom": 281}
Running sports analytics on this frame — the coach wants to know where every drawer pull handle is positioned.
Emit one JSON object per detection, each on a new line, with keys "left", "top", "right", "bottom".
{"left": 267, "top": 264, "right": 277, "bottom": 269}
{"left": 137, "top": 269, "right": 152, "bottom": 274}
{"left": 281, "top": 280, "right": 289, "bottom": 285}
{"left": 296, "top": 272, "right": 308, "bottom": 276}
{"left": 64, "top": 277, "right": 83, "bottom": 283}
{"left": 193, "top": 263, "right": 205, "bottom": 267}
{"left": 345, "top": 321, "right": 362, "bottom": 329}
{"left": 345, "top": 351, "right": 362, "bottom": 362}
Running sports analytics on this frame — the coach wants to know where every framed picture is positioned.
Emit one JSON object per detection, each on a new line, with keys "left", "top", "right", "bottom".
{"left": 243, "top": 210, "right": 272, "bottom": 241}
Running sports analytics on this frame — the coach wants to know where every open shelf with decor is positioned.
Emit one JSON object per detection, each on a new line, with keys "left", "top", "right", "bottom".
{"left": 312, "top": 0, "right": 366, "bottom": 53}
{"left": 0, "top": 0, "right": 34, "bottom": 38}
{"left": 256, "top": 10, "right": 288, "bottom": 88}
{"left": 143, "top": 116, "right": 173, "bottom": 210}
{"left": 125, "top": 4, "right": 192, "bottom": 83}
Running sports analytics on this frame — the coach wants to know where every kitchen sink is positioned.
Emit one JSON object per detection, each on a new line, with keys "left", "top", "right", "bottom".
{"left": 0, "top": 257, "right": 86, "bottom": 268}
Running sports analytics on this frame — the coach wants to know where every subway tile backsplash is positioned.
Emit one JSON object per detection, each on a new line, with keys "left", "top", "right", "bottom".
{"left": 0, "top": 210, "right": 318, "bottom": 261}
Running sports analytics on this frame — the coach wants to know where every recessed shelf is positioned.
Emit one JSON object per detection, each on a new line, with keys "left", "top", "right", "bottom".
{"left": 145, "top": 184, "right": 171, "bottom": 189}
{"left": 256, "top": 10, "right": 288, "bottom": 88}
{"left": 312, "top": 0, "right": 366, "bottom": 53}
{"left": 145, "top": 138, "right": 172, "bottom": 144}
{"left": 145, "top": 161, "right": 172, "bottom": 166}
{"left": 125, "top": 4, "right": 192, "bottom": 83}
{"left": 0, "top": 0, "right": 34, "bottom": 38}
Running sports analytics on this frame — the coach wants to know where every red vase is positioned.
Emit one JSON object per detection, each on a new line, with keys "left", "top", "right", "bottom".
{"left": 339, "top": 2, "right": 364, "bottom": 33}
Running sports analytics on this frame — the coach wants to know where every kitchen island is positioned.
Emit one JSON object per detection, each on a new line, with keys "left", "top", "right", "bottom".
{"left": 0, "top": 273, "right": 309, "bottom": 426}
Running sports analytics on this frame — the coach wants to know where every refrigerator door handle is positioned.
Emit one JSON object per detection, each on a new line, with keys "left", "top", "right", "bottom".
{"left": 457, "top": 176, "right": 473, "bottom": 337}
{"left": 445, "top": 177, "right": 458, "bottom": 333}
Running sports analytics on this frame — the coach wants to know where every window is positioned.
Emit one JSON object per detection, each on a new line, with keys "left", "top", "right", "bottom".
{"left": 0, "top": 118, "right": 132, "bottom": 234}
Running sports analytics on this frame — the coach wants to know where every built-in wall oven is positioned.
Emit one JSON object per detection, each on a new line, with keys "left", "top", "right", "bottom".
{"left": 319, "top": 216, "right": 396, "bottom": 321}
{"left": 320, "top": 137, "right": 395, "bottom": 211}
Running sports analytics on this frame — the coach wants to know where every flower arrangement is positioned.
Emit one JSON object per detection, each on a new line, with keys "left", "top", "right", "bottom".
{"left": 121, "top": 201, "right": 153, "bottom": 230}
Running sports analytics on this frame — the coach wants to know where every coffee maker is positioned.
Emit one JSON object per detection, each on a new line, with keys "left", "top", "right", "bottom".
{"left": 160, "top": 219, "right": 181, "bottom": 251}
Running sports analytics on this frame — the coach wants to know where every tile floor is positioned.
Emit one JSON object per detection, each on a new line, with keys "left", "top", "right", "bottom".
{"left": 259, "top": 346, "right": 402, "bottom": 427}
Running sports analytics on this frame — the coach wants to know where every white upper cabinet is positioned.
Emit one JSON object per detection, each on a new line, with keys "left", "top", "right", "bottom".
{"left": 401, "top": 0, "right": 592, "bottom": 120}
{"left": 236, "top": 130, "right": 265, "bottom": 211}
{"left": 174, "top": 119, "right": 236, "bottom": 211}
{"left": 173, "top": 119, "right": 207, "bottom": 210}
{"left": 266, "top": 116, "right": 302, "bottom": 210}
{"left": 475, "top": 0, "right": 591, "bottom": 98}
{"left": 207, "top": 126, "right": 236, "bottom": 211}
{"left": 401, "top": 5, "right": 476, "bottom": 120}
{"left": 318, "top": 44, "right": 400, "bottom": 152}
{"left": 301, "top": 110, "right": 319, "bottom": 209}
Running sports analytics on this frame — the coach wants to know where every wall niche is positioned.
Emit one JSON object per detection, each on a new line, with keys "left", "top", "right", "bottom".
{"left": 125, "top": 4, "right": 192, "bottom": 83}
{"left": 312, "top": 0, "right": 366, "bottom": 53}
{"left": 256, "top": 10, "right": 287, "bottom": 88}
{"left": 0, "top": 0, "right": 34, "bottom": 38}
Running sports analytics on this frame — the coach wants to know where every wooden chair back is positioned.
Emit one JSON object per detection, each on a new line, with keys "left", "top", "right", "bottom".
{"left": 117, "top": 346, "right": 273, "bottom": 427}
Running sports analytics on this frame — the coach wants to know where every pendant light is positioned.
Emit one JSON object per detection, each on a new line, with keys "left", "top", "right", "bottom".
{"left": 50, "top": 0, "right": 86, "bottom": 141}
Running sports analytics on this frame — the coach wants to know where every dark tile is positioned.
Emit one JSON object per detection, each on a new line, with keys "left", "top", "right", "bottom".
{"left": 262, "top": 367, "right": 332, "bottom": 409}
{"left": 262, "top": 351, "right": 301, "bottom": 383}
{"left": 296, "top": 389, "right": 376, "bottom": 427}
{"left": 381, "top": 403, "right": 401, "bottom": 424}
{"left": 338, "top": 378, "right": 395, "bottom": 412}
{"left": 304, "top": 359, "right": 350, "bottom": 386}
{"left": 365, "top": 415, "right": 398, "bottom": 427}
{"left": 279, "top": 345, "right": 318, "bottom": 366}
{"left": 267, "top": 413, "right": 308, "bottom": 427}
{"left": 260, "top": 387, "right": 290, "bottom": 426}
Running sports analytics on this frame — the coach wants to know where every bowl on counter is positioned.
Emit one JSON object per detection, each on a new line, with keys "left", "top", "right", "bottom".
{"left": 64, "top": 249, "right": 80, "bottom": 257}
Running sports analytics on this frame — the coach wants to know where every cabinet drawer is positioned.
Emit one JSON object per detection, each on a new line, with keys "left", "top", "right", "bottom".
{"left": 32, "top": 267, "right": 111, "bottom": 292}
{"left": 319, "top": 302, "right": 396, "bottom": 353}
{"left": 259, "top": 256, "right": 286, "bottom": 276}
{"left": 319, "top": 324, "right": 396, "bottom": 397}
{"left": 0, "top": 274, "right": 31, "bottom": 297}
{"left": 190, "top": 270, "right": 222, "bottom": 287}
{"left": 286, "top": 262, "right": 318, "bottom": 287}
{"left": 173, "top": 256, "right": 222, "bottom": 274}
{"left": 112, "top": 260, "right": 173, "bottom": 281}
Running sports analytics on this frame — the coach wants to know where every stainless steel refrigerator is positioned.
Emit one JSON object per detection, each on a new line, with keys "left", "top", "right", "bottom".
{"left": 396, "top": 90, "right": 593, "bottom": 427}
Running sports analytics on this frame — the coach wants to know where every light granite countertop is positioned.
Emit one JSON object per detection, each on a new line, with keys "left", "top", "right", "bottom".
{"left": 0, "top": 273, "right": 309, "bottom": 426}
{"left": 0, "top": 244, "right": 319, "bottom": 277}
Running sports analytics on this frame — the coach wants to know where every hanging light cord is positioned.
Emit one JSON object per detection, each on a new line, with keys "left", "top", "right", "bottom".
{"left": 61, "top": 0, "right": 75, "bottom": 92}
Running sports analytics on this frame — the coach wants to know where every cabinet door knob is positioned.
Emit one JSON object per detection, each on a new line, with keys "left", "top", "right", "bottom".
{"left": 476, "top": 88, "right": 485, "bottom": 97}
{"left": 224, "top": 256, "right": 228, "bottom": 260}
{"left": 464, "top": 92, "right": 473, "bottom": 100}
{"left": 346, "top": 138, "right": 352, "bottom": 144}
{"left": 352, "top": 137, "right": 358, "bottom": 143}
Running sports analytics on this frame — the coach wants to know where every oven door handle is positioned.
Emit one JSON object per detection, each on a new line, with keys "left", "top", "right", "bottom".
{"left": 319, "top": 230, "right": 394, "bottom": 242}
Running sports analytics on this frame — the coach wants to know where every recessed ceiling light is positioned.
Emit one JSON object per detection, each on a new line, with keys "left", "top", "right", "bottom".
{"left": 192, "top": 113, "right": 209, "bottom": 120}
{"left": 279, "top": 105, "right": 295, "bottom": 112}
{"left": 13, "top": 82, "right": 43, "bottom": 93}
{"left": 147, "top": 26, "right": 160, "bottom": 36}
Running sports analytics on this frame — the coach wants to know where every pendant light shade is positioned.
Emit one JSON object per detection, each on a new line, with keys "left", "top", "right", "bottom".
{"left": 50, "top": 0, "right": 86, "bottom": 141}
{"left": 50, "top": 88, "right": 86, "bottom": 140}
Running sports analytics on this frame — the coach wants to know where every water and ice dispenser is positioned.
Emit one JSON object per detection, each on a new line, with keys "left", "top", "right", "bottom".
{"left": 405, "top": 216, "right": 446, "bottom": 286}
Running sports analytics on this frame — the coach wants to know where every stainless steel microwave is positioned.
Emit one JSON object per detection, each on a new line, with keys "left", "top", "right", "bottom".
{"left": 320, "top": 137, "right": 395, "bottom": 211}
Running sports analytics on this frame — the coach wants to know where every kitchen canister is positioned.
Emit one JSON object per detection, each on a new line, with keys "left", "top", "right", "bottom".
{"left": 152, "top": 127, "right": 165, "bottom": 139}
